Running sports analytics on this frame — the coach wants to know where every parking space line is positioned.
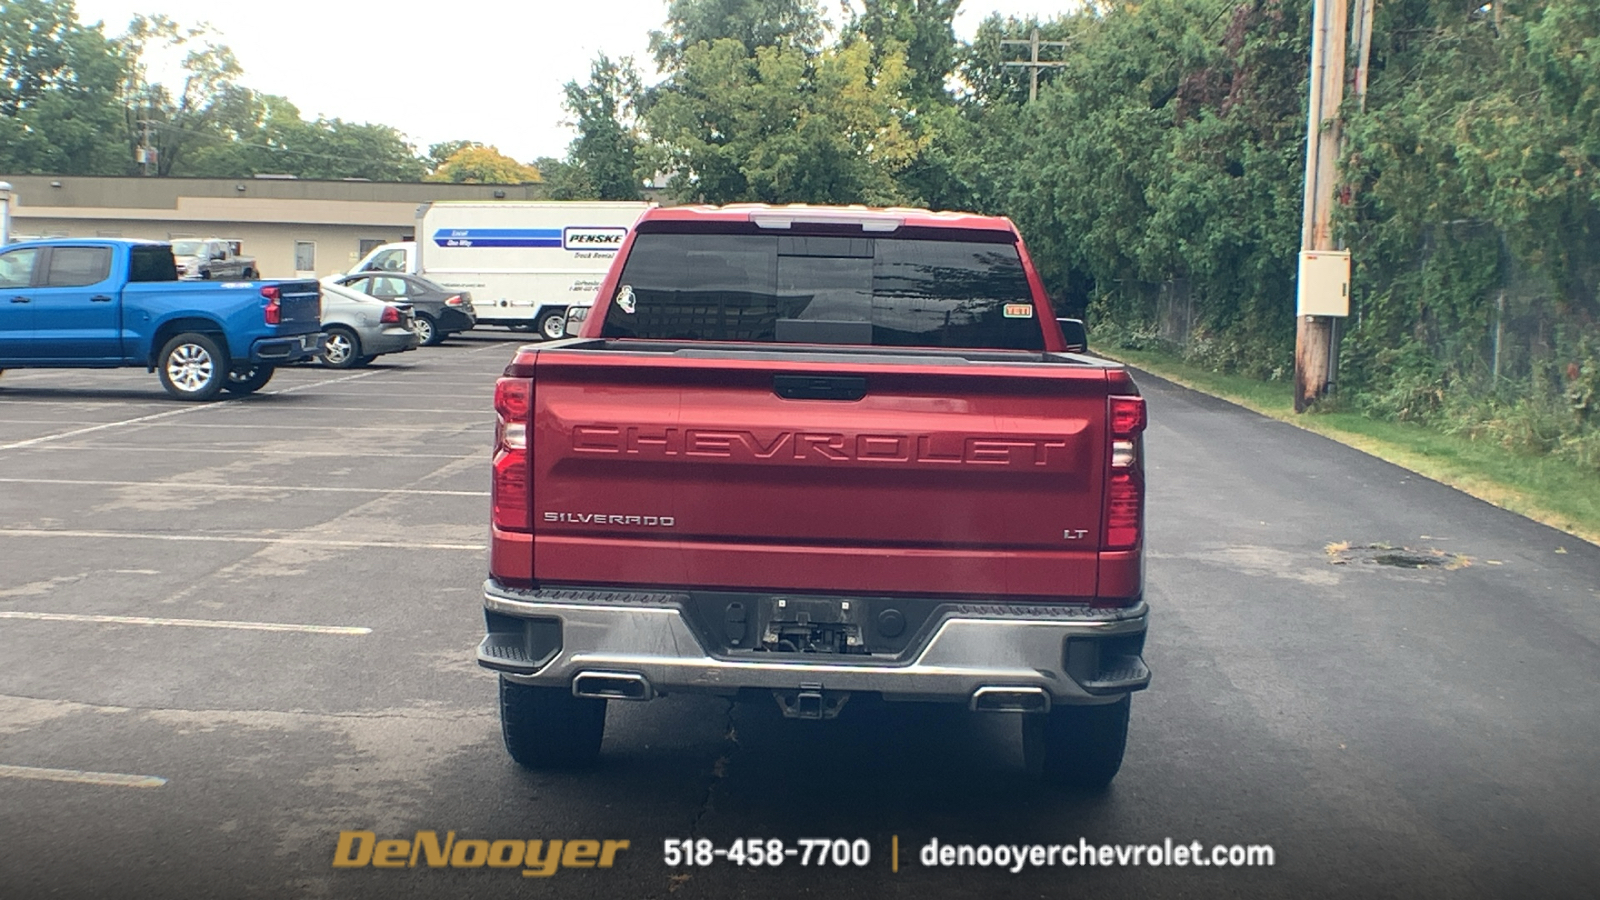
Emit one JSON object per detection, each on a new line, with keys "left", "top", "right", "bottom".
{"left": 0, "top": 529, "right": 484, "bottom": 550}
{"left": 0, "top": 371, "right": 383, "bottom": 453}
{"left": 11, "top": 446, "right": 480, "bottom": 458}
{"left": 0, "top": 763, "right": 167, "bottom": 789}
{"left": 106, "top": 422, "right": 489, "bottom": 432}
{"left": 210, "top": 407, "right": 489, "bottom": 415}
{"left": 0, "top": 478, "right": 488, "bottom": 497}
{"left": 0, "top": 610, "right": 371, "bottom": 634}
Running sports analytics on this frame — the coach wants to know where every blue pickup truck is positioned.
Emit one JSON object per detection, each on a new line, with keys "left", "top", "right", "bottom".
{"left": 0, "top": 239, "right": 324, "bottom": 400}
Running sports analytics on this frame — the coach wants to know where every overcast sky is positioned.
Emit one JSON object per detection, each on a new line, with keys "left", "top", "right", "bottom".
{"left": 72, "top": 0, "right": 1077, "bottom": 164}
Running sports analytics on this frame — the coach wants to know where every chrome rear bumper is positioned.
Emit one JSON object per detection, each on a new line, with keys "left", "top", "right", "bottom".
{"left": 479, "top": 581, "right": 1149, "bottom": 708}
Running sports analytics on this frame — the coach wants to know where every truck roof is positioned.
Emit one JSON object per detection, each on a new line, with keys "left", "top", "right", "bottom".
{"left": 5, "top": 237, "right": 166, "bottom": 248}
{"left": 637, "top": 204, "right": 1017, "bottom": 234}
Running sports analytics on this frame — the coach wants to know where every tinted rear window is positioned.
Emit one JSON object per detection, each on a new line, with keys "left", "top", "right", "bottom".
{"left": 600, "top": 233, "right": 1043, "bottom": 350}
{"left": 130, "top": 246, "right": 178, "bottom": 282}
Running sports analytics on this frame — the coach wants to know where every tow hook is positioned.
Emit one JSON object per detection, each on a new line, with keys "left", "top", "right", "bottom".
{"left": 773, "top": 683, "right": 850, "bottom": 720}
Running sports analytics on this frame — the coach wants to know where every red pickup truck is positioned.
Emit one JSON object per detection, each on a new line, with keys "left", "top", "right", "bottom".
{"left": 478, "top": 205, "right": 1149, "bottom": 790}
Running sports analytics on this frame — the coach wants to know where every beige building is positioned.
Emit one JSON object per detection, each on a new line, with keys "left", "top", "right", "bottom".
{"left": 0, "top": 175, "right": 547, "bottom": 278}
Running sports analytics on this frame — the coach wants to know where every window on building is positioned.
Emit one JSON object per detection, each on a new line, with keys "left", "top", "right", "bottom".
{"left": 294, "top": 241, "right": 316, "bottom": 272}
{"left": 45, "top": 247, "right": 113, "bottom": 287}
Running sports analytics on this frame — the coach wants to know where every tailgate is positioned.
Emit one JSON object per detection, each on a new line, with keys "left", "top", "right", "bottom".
{"left": 527, "top": 347, "right": 1110, "bottom": 598}
{"left": 272, "top": 280, "right": 323, "bottom": 330}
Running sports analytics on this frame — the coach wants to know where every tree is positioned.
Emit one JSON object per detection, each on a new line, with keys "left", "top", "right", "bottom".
{"left": 847, "top": 0, "right": 961, "bottom": 109}
{"left": 650, "top": 0, "right": 826, "bottom": 70}
{"left": 117, "top": 15, "right": 253, "bottom": 176}
{"left": 646, "top": 36, "right": 921, "bottom": 204}
{"left": 533, "top": 156, "right": 594, "bottom": 200}
{"left": 560, "top": 54, "right": 645, "bottom": 200}
{"left": 426, "top": 140, "right": 480, "bottom": 171}
{"left": 0, "top": 0, "right": 127, "bottom": 174}
{"left": 426, "top": 145, "right": 541, "bottom": 184}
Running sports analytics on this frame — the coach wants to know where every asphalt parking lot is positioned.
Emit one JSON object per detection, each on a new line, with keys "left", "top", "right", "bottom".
{"left": 2, "top": 338, "right": 1597, "bottom": 900}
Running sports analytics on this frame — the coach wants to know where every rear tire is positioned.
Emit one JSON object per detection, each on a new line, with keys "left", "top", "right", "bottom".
{"left": 241, "top": 268, "right": 257, "bottom": 279}
{"left": 156, "top": 332, "right": 228, "bottom": 401}
{"left": 1023, "top": 696, "right": 1130, "bottom": 792}
{"left": 499, "top": 677, "right": 606, "bottom": 769}
{"left": 320, "top": 327, "right": 361, "bottom": 368}
{"left": 413, "top": 314, "right": 441, "bottom": 346}
{"left": 223, "top": 365, "right": 274, "bottom": 395}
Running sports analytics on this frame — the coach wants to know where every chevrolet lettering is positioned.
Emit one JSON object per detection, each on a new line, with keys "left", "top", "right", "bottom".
{"left": 570, "top": 426, "right": 1077, "bottom": 468}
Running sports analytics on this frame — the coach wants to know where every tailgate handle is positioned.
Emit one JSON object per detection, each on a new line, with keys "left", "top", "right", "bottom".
{"left": 773, "top": 374, "right": 867, "bottom": 401}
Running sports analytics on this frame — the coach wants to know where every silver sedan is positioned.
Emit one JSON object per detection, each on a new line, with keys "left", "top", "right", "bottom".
{"left": 318, "top": 281, "right": 421, "bottom": 368}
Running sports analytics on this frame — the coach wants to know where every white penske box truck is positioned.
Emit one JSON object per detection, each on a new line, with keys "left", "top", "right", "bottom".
{"left": 415, "top": 201, "right": 652, "bottom": 339}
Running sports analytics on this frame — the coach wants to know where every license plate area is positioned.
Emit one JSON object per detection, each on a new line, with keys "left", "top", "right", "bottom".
{"left": 761, "top": 597, "right": 868, "bottom": 654}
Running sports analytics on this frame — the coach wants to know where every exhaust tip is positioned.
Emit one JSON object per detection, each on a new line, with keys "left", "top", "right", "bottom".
{"left": 572, "top": 671, "right": 653, "bottom": 701}
{"left": 970, "top": 686, "right": 1051, "bottom": 714}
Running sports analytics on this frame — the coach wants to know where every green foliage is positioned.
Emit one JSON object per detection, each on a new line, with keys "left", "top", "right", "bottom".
{"left": 649, "top": 0, "right": 826, "bottom": 70}
{"left": 645, "top": 36, "right": 922, "bottom": 204}
{"left": 847, "top": 0, "right": 960, "bottom": 108}
{"left": 1, "top": 4, "right": 432, "bottom": 180}
{"left": 0, "top": 0, "right": 125, "bottom": 174}
{"left": 560, "top": 55, "right": 645, "bottom": 200}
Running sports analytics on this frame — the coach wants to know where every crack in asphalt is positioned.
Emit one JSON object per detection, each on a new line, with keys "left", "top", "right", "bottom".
{"left": 688, "top": 698, "right": 740, "bottom": 840}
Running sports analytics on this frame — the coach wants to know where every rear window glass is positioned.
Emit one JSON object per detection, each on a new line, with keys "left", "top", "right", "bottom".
{"left": 130, "top": 246, "right": 178, "bottom": 282}
{"left": 45, "top": 247, "right": 112, "bottom": 287}
{"left": 600, "top": 233, "right": 1043, "bottom": 350}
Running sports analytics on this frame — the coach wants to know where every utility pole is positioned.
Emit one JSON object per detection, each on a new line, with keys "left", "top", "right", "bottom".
{"left": 1294, "top": 0, "right": 1350, "bottom": 411}
{"left": 137, "top": 119, "right": 158, "bottom": 176}
{"left": 1002, "top": 29, "right": 1069, "bottom": 103}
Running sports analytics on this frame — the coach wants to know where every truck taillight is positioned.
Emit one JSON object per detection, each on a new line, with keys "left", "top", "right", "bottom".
{"left": 1103, "top": 394, "right": 1147, "bottom": 550}
{"left": 261, "top": 285, "right": 281, "bottom": 325}
{"left": 492, "top": 378, "right": 533, "bottom": 532}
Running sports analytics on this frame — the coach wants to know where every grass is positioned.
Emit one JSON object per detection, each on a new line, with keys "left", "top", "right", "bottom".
{"left": 1102, "top": 345, "right": 1600, "bottom": 547}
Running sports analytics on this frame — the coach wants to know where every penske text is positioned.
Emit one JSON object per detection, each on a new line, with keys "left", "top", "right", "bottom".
{"left": 332, "top": 831, "right": 630, "bottom": 877}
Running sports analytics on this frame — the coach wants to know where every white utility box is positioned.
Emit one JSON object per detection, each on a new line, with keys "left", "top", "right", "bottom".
{"left": 1296, "top": 250, "right": 1351, "bottom": 317}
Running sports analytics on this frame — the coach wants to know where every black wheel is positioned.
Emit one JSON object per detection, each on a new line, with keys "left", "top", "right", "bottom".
{"left": 241, "top": 268, "right": 257, "bottom": 279}
{"left": 156, "top": 332, "right": 228, "bottom": 401}
{"left": 223, "top": 365, "right": 274, "bottom": 395}
{"left": 413, "top": 314, "right": 441, "bottom": 346}
{"left": 1023, "top": 696, "right": 1130, "bottom": 792}
{"left": 320, "top": 327, "right": 362, "bottom": 368}
{"left": 499, "top": 677, "right": 606, "bottom": 769}
{"left": 537, "top": 309, "right": 568, "bottom": 340}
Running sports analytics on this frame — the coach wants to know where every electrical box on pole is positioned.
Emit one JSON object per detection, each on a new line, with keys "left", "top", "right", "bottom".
{"left": 1296, "top": 250, "right": 1350, "bottom": 317}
